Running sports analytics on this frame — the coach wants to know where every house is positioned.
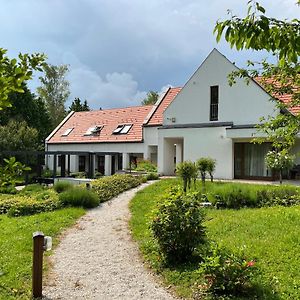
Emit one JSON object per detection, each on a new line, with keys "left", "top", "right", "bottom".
{"left": 46, "top": 49, "right": 300, "bottom": 180}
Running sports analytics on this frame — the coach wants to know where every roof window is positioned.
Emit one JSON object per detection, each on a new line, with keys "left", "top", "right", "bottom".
{"left": 113, "top": 124, "right": 132, "bottom": 134}
{"left": 84, "top": 125, "right": 103, "bottom": 136}
{"left": 61, "top": 128, "right": 74, "bottom": 136}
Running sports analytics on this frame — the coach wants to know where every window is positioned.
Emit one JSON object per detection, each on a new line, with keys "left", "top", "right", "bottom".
{"left": 84, "top": 125, "right": 103, "bottom": 136}
{"left": 78, "top": 155, "right": 86, "bottom": 172}
{"left": 61, "top": 128, "right": 74, "bottom": 136}
{"left": 210, "top": 86, "right": 219, "bottom": 121}
{"left": 113, "top": 124, "right": 132, "bottom": 134}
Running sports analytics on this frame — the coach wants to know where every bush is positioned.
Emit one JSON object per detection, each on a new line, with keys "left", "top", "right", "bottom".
{"left": 92, "top": 174, "right": 142, "bottom": 203}
{"left": 176, "top": 161, "right": 198, "bottom": 192}
{"left": 146, "top": 173, "right": 159, "bottom": 180}
{"left": 70, "top": 171, "right": 86, "bottom": 178}
{"left": 134, "top": 160, "right": 157, "bottom": 172}
{"left": 54, "top": 181, "right": 73, "bottom": 193}
{"left": 59, "top": 187, "right": 99, "bottom": 208}
{"left": 0, "top": 186, "right": 17, "bottom": 194}
{"left": 151, "top": 188, "right": 206, "bottom": 263}
{"left": 207, "top": 184, "right": 259, "bottom": 209}
{"left": 5, "top": 197, "right": 60, "bottom": 217}
{"left": 206, "top": 183, "right": 300, "bottom": 209}
{"left": 197, "top": 244, "right": 257, "bottom": 297}
{"left": 20, "top": 184, "right": 46, "bottom": 194}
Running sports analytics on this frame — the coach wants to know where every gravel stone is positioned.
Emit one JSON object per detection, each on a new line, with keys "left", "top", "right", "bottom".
{"left": 44, "top": 183, "right": 176, "bottom": 300}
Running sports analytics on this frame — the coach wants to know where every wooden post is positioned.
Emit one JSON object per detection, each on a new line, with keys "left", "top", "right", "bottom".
{"left": 32, "top": 231, "right": 44, "bottom": 298}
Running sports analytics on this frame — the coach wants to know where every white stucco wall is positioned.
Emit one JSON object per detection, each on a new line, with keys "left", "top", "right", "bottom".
{"left": 158, "top": 127, "right": 233, "bottom": 179}
{"left": 163, "top": 49, "right": 278, "bottom": 126}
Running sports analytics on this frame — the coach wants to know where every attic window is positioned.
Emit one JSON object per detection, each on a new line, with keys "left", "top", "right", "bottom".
{"left": 113, "top": 124, "right": 132, "bottom": 134}
{"left": 61, "top": 128, "right": 74, "bottom": 136}
{"left": 84, "top": 125, "right": 103, "bottom": 136}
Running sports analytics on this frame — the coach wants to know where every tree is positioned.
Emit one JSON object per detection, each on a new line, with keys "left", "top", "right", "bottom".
{"left": 0, "top": 120, "right": 38, "bottom": 151}
{"left": 37, "top": 64, "right": 70, "bottom": 128}
{"left": 141, "top": 91, "right": 159, "bottom": 105}
{"left": 0, "top": 83, "right": 52, "bottom": 148}
{"left": 176, "top": 161, "right": 197, "bottom": 193}
{"left": 0, "top": 48, "right": 46, "bottom": 110}
{"left": 214, "top": 1, "right": 299, "bottom": 183}
{"left": 68, "top": 97, "right": 90, "bottom": 112}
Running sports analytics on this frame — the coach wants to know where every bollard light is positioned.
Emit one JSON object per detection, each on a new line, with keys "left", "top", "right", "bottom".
{"left": 44, "top": 236, "right": 52, "bottom": 251}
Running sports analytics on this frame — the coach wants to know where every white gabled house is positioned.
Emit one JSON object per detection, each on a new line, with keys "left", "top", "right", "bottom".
{"left": 46, "top": 48, "right": 300, "bottom": 180}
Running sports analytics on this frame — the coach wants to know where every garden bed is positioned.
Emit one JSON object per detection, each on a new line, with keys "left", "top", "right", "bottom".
{"left": 129, "top": 179, "right": 300, "bottom": 299}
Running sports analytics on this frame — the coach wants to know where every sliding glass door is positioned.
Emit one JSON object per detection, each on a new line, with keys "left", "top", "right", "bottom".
{"left": 234, "top": 143, "right": 272, "bottom": 179}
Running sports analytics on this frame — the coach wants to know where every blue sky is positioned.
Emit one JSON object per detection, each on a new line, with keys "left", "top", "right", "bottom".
{"left": 1, "top": 0, "right": 299, "bottom": 109}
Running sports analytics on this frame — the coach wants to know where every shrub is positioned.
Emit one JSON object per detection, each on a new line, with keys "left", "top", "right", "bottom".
{"left": 59, "top": 187, "right": 99, "bottom": 208}
{"left": 196, "top": 157, "right": 216, "bottom": 190}
{"left": 176, "top": 161, "right": 197, "bottom": 193}
{"left": 6, "top": 197, "right": 60, "bottom": 217}
{"left": 257, "top": 185, "right": 300, "bottom": 207}
{"left": 92, "top": 174, "right": 142, "bottom": 203}
{"left": 146, "top": 173, "right": 159, "bottom": 180}
{"left": 151, "top": 188, "right": 206, "bottom": 263}
{"left": 206, "top": 183, "right": 300, "bottom": 209}
{"left": 134, "top": 160, "right": 157, "bottom": 172}
{"left": 197, "top": 244, "right": 257, "bottom": 297}
{"left": 0, "top": 186, "right": 18, "bottom": 194}
{"left": 54, "top": 181, "right": 73, "bottom": 193}
{"left": 70, "top": 171, "right": 86, "bottom": 178}
{"left": 20, "top": 184, "right": 46, "bottom": 194}
{"left": 207, "top": 184, "right": 259, "bottom": 209}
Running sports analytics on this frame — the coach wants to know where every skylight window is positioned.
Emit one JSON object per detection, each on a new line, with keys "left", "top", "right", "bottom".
{"left": 61, "top": 128, "right": 74, "bottom": 136}
{"left": 84, "top": 125, "right": 103, "bottom": 136}
{"left": 113, "top": 124, "right": 132, "bottom": 134}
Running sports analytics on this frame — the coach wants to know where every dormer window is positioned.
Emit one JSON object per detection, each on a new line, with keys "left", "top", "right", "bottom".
{"left": 84, "top": 125, "right": 103, "bottom": 136}
{"left": 210, "top": 86, "right": 219, "bottom": 121}
{"left": 113, "top": 124, "right": 132, "bottom": 134}
{"left": 61, "top": 128, "right": 74, "bottom": 136}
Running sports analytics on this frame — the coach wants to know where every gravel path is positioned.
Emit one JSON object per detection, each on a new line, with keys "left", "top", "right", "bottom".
{"left": 44, "top": 183, "right": 176, "bottom": 300}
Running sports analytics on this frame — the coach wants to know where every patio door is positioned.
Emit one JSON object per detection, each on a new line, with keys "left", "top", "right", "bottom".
{"left": 234, "top": 143, "right": 272, "bottom": 179}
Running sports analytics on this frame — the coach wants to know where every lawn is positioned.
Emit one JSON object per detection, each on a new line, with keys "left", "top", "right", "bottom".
{"left": 0, "top": 207, "right": 85, "bottom": 300}
{"left": 129, "top": 179, "right": 300, "bottom": 299}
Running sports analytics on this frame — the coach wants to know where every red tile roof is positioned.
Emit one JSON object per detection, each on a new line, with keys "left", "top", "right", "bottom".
{"left": 146, "top": 87, "right": 182, "bottom": 126}
{"left": 47, "top": 105, "right": 154, "bottom": 144}
{"left": 254, "top": 77, "right": 299, "bottom": 115}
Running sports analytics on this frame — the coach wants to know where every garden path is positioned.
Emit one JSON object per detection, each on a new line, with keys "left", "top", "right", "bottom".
{"left": 44, "top": 182, "right": 176, "bottom": 300}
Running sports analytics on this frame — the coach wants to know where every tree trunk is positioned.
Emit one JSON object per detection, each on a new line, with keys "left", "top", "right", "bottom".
{"left": 279, "top": 169, "right": 283, "bottom": 185}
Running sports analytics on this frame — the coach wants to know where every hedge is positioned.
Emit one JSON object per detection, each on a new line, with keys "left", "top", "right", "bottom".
{"left": 91, "top": 174, "right": 143, "bottom": 203}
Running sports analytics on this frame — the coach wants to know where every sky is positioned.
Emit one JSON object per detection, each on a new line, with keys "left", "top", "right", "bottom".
{"left": 0, "top": 0, "right": 299, "bottom": 109}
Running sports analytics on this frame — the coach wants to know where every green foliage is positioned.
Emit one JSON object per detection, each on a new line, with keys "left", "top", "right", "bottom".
{"left": 206, "top": 182, "right": 300, "bottom": 209}
{"left": 130, "top": 179, "right": 300, "bottom": 299}
{"left": 70, "top": 171, "right": 86, "bottom": 178}
{"left": 214, "top": 1, "right": 300, "bottom": 64}
{"left": 0, "top": 119, "right": 39, "bottom": 151}
{"left": 134, "top": 159, "right": 157, "bottom": 172}
{"left": 37, "top": 64, "right": 70, "bottom": 128}
{"left": 59, "top": 187, "right": 99, "bottom": 208}
{"left": 54, "top": 181, "right": 73, "bottom": 193}
{"left": 20, "top": 183, "right": 46, "bottom": 193}
{"left": 141, "top": 90, "right": 159, "bottom": 105}
{"left": 146, "top": 172, "right": 159, "bottom": 180}
{"left": 0, "top": 157, "right": 31, "bottom": 188}
{"left": 7, "top": 196, "right": 60, "bottom": 217}
{"left": 197, "top": 244, "right": 257, "bottom": 297}
{"left": 0, "top": 186, "right": 17, "bottom": 194}
{"left": 0, "top": 48, "right": 46, "bottom": 110}
{"left": 0, "top": 208, "right": 84, "bottom": 299}
{"left": 196, "top": 157, "right": 216, "bottom": 191}
{"left": 68, "top": 97, "right": 90, "bottom": 112}
{"left": 151, "top": 187, "right": 206, "bottom": 263}
{"left": 176, "top": 161, "right": 197, "bottom": 192}
{"left": 0, "top": 83, "right": 52, "bottom": 148}
{"left": 91, "top": 174, "right": 142, "bottom": 203}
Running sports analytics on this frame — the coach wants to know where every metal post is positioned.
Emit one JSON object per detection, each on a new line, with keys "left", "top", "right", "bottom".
{"left": 32, "top": 232, "right": 44, "bottom": 298}
{"left": 53, "top": 154, "right": 57, "bottom": 179}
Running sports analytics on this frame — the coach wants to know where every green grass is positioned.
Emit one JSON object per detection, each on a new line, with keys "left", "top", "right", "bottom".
{"left": 129, "top": 179, "right": 300, "bottom": 299}
{"left": 0, "top": 207, "right": 85, "bottom": 299}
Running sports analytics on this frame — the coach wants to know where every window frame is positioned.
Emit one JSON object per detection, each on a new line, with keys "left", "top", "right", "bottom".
{"left": 210, "top": 85, "right": 219, "bottom": 121}
{"left": 112, "top": 124, "right": 132, "bottom": 135}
